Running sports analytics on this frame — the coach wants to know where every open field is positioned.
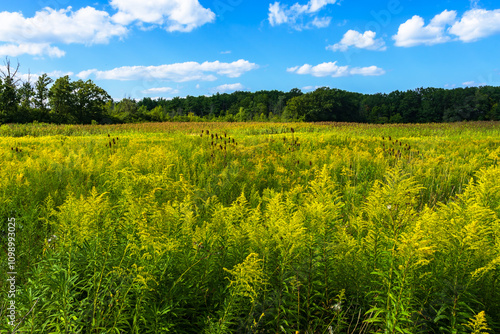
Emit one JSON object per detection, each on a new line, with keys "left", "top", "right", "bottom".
{"left": 1, "top": 121, "right": 500, "bottom": 333}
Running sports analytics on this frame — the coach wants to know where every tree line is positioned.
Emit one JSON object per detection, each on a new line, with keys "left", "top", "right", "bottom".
{"left": 1, "top": 60, "right": 499, "bottom": 124}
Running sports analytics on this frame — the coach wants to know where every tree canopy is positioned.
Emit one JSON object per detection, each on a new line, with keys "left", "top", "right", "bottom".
{"left": 1, "top": 59, "right": 500, "bottom": 124}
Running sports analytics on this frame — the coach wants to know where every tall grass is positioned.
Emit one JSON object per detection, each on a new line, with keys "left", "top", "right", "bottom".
{"left": 1, "top": 121, "right": 499, "bottom": 333}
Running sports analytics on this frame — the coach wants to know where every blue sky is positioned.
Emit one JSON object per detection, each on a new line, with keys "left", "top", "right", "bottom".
{"left": 1, "top": 0, "right": 499, "bottom": 100}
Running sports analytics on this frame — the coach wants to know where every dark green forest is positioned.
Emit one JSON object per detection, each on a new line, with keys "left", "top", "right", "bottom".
{"left": 1, "top": 61, "right": 500, "bottom": 124}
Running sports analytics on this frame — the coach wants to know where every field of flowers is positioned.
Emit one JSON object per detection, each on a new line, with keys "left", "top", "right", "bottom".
{"left": 1, "top": 121, "right": 500, "bottom": 333}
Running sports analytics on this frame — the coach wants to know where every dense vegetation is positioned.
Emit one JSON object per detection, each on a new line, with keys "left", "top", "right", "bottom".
{"left": 1, "top": 60, "right": 500, "bottom": 124}
{"left": 1, "top": 121, "right": 499, "bottom": 333}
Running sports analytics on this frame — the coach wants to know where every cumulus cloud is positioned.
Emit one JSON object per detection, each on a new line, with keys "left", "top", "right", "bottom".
{"left": 0, "top": 6, "right": 127, "bottom": 57}
{"left": 287, "top": 61, "right": 385, "bottom": 77}
{"left": 110, "top": 0, "right": 215, "bottom": 32}
{"left": 449, "top": 9, "right": 500, "bottom": 42}
{"left": 268, "top": 0, "right": 337, "bottom": 30}
{"left": 211, "top": 83, "right": 245, "bottom": 93}
{"left": 142, "top": 87, "right": 180, "bottom": 95}
{"left": 45, "top": 70, "right": 74, "bottom": 78}
{"left": 0, "top": 43, "right": 65, "bottom": 58}
{"left": 77, "top": 59, "right": 259, "bottom": 82}
{"left": 394, "top": 8, "right": 500, "bottom": 47}
{"left": 302, "top": 85, "right": 324, "bottom": 91}
{"left": 327, "top": 30, "right": 386, "bottom": 52}
{"left": 0, "top": 66, "right": 73, "bottom": 83}
{"left": 349, "top": 66, "right": 386, "bottom": 76}
{"left": 462, "top": 80, "right": 486, "bottom": 87}
{"left": 0, "top": 6, "right": 127, "bottom": 45}
{"left": 393, "top": 10, "right": 457, "bottom": 47}
{"left": 0, "top": 1, "right": 217, "bottom": 58}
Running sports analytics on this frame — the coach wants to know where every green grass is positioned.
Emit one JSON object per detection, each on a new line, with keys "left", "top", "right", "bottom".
{"left": 1, "top": 121, "right": 500, "bottom": 333}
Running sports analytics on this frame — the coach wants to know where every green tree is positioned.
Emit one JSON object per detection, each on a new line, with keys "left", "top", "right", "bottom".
{"left": 399, "top": 89, "right": 421, "bottom": 123}
{"left": 285, "top": 94, "right": 308, "bottom": 121}
{"left": 18, "top": 77, "right": 34, "bottom": 110}
{"left": 487, "top": 103, "right": 500, "bottom": 121}
{"left": 0, "top": 77, "right": 19, "bottom": 122}
{"left": 113, "top": 98, "right": 139, "bottom": 122}
{"left": 49, "top": 76, "right": 75, "bottom": 123}
{"left": 0, "top": 58, "right": 21, "bottom": 122}
{"left": 48, "top": 76, "right": 111, "bottom": 124}
{"left": 235, "top": 107, "right": 249, "bottom": 122}
{"left": 34, "top": 74, "right": 53, "bottom": 112}
{"left": 72, "top": 79, "right": 111, "bottom": 123}
{"left": 15, "top": 78, "right": 36, "bottom": 123}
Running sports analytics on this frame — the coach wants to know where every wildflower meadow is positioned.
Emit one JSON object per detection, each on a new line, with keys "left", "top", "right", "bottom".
{"left": 1, "top": 121, "right": 500, "bottom": 333}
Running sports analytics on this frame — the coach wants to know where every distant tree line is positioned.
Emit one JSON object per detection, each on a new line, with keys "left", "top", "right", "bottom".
{"left": 1, "top": 59, "right": 500, "bottom": 124}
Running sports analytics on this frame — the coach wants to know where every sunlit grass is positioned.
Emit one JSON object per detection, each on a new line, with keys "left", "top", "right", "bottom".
{"left": 1, "top": 121, "right": 499, "bottom": 333}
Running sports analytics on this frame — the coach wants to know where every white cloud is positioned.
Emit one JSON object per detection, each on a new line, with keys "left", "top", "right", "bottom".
{"left": 0, "top": 6, "right": 127, "bottom": 57}
{"left": 0, "top": 6, "right": 127, "bottom": 45}
{"left": 110, "top": 0, "right": 215, "bottom": 32}
{"left": 0, "top": 1, "right": 218, "bottom": 58}
{"left": 142, "top": 87, "right": 180, "bottom": 94}
{"left": 0, "top": 66, "right": 73, "bottom": 83}
{"left": 308, "top": 0, "right": 337, "bottom": 13}
{"left": 268, "top": 2, "right": 288, "bottom": 25}
{"left": 211, "top": 83, "right": 245, "bottom": 93}
{"left": 470, "top": 0, "right": 480, "bottom": 9}
{"left": 311, "top": 16, "right": 331, "bottom": 28}
{"left": 449, "top": 9, "right": 500, "bottom": 42}
{"left": 76, "top": 69, "right": 98, "bottom": 80}
{"left": 393, "top": 10, "right": 457, "bottom": 47}
{"left": 349, "top": 66, "right": 386, "bottom": 76}
{"left": 394, "top": 8, "right": 500, "bottom": 47}
{"left": 0, "top": 43, "right": 65, "bottom": 58}
{"left": 77, "top": 59, "right": 259, "bottom": 82}
{"left": 268, "top": 0, "right": 337, "bottom": 30}
{"left": 288, "top": 62, "right": 349, "bottom": 77}
{"left": 287, "top": 61, "right": 385, "bottom": 77}
{"left": 462, "top": 80, "right": 486, "bottom": 86}
{"left": 302, "top": 85, "right": 324, "bottom": 91}
{"left": 46, "top": 70, "right": 74, "bottom": 78}
{"left": 0, "top": 65, "right": 35, "bottom": 82}
{"left": 327, "top": 30, "right": 386, "bottom": 52}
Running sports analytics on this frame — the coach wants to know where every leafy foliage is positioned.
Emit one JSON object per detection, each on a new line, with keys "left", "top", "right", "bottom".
{"left": 0, "top": 122, "right": 499, "bottom": 333}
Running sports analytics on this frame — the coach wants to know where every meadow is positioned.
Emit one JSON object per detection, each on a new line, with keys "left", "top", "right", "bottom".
{"left": 1, "top": 121, "right": 500, "bottom": 333}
